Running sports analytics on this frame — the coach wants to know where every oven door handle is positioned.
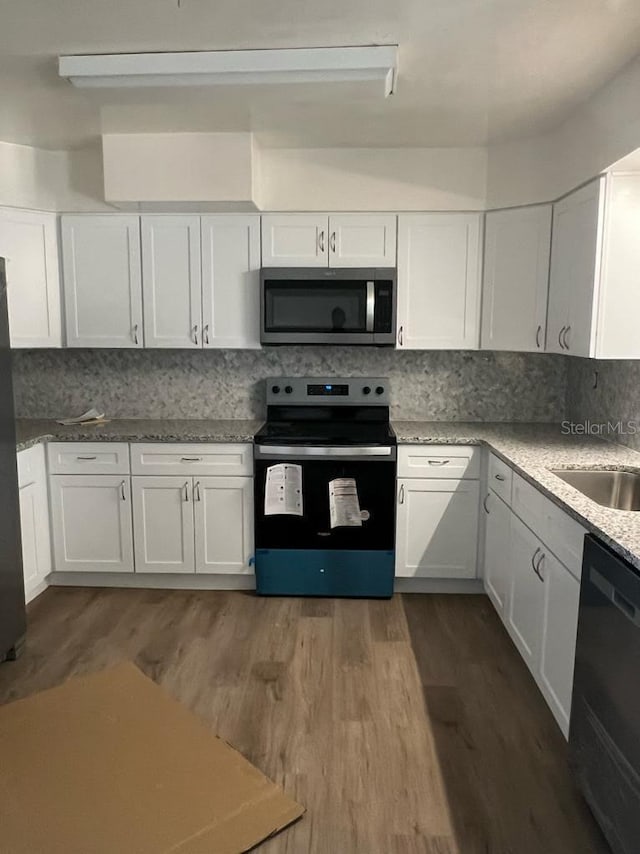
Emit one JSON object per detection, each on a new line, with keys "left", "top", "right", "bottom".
{"left": 366, "top": 281, "right": 375, "bottom": 333}
{"left": 255, "top": 444, "right": 394, "bottom": 458}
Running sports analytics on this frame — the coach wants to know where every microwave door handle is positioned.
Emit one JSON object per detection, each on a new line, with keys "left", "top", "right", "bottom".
{"left": 366, "top": 281, "right": 375, "bottom": 332}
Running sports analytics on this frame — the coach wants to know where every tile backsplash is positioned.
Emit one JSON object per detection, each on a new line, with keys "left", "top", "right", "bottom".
{"left": 566, "top": 358, "right": 640, "bottom": 451}
{"left": 12, "top": 348, "right": 567, "bottom": 422}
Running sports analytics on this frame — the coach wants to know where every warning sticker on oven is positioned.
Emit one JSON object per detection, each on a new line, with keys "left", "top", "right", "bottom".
{"left": 329, "top": 478, "right": 369, "bottom": 528}
{"left": 265, "top": 464, "right": 303, "bottom": 516}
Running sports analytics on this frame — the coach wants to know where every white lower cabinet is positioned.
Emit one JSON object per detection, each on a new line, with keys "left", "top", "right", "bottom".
{"left": 539, "top": 551, "right": 580, "bottom": 735}
{"left": 50, "top": 475, "right": 134, "bottom": 573}
{"left": 194, "top": 477, "right": 254, "bottom": 574}
{"left": 132, "top": 476, "right": 195, "bottom": 573}
{"left": 482, "top": 489, "right": 511, "bottom": 615}
{"left": 395, "top": 477, "right": 480, "bottom": 579}
{"left": 507, "top": 515, "right": 546, "bottom": 672}
{"left": 17, "top": 445, "right": 51, "bottom": 602}
{"left": 482, "top": 456, "right": 584, "bottom": 739}
{"left": 132, "top": 474, "right": 254, "bottom": 575}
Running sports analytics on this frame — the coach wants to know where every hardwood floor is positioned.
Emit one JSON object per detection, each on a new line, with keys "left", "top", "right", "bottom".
{"left": 0, "top": 589, "right": 607, "bottom": 854}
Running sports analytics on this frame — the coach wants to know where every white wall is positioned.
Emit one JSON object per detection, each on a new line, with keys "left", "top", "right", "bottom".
{"left": 487, "top": 53, "right": 640, "bottom": 208}
{"left": 258, "top": 146, "right": 488, "bottom": 211}
{"left": 0, "top": 140, "right": 112, "bottom": 212}
{"left": 102, "top": 132, "right": 259, "bottom": 207}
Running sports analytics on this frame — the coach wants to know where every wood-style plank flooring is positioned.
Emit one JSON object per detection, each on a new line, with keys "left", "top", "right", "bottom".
{"left": 0, "top": 589, "right": 607, "bottom": 853}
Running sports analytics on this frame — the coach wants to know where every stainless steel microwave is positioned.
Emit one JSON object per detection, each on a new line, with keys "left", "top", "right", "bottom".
{"left": 260, "top": 267, "right": 397, "bottom": 346}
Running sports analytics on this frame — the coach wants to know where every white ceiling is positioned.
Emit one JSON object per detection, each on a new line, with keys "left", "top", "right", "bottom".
{"left": 1, "top": 0, "right": 640, "bottom": 150}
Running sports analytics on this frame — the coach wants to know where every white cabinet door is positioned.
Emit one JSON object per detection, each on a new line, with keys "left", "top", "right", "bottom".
{"left": 507, "top": 515, "right": 545, "bottom": 672}
{"left": 539, "top": 551, "right": 580, "bottom": 737}
{"left": 201, "top": 215, "right": 261, "bottom": 348}
{"left": 482, "top": 490, "right": 511, "bottom": 616}
{"left": 0, "top": 209, "right": 62, "bottom": 348}
{"left": 132, "top": 476, "right": 195, "bottom": 573}
{"left": 397, "top": 214, "right": 482, "bottom": 349}
{"left": 17, "top": 444, "right": 51, "bottom": 602}
{"left": 547, "top": 178, "right": 603, "bottom": 356}
{"left": 194, "top": 477, "right": 253, "bottom": 574}
{"left": 481, "top": 205, "right": 551, "bottom": 352}
{"left": 141, "top": 215, "right": 202, "bottom": 348}
{"left": 395, "top": 478, "right": 479, "bottom": 579}
{"left": 61, "top": 215, "right": 143, "bottom": 348}
{"left": 328, "top": 214, "right": 396, "bottom": 267}
{"left": 261, "top": 214, "right": 328, "bottom": 267}
{"left": 50, "top": 475, "right": 134, "bottom": 573}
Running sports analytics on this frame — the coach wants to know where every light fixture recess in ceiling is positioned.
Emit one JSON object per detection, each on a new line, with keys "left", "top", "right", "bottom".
{"left": 58, "top": 46, "right": 398, "bottom": 96}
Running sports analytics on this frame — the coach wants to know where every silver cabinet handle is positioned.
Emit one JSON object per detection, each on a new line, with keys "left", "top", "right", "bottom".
{"left": 535, "top": 324, "right": 542, "bottom": 349}
{"left": 194, "top": 480, "right": 201, "bottom": 502}
{"left": 203, "top": 324, "right": 209, "bottom": 345}
{"left": 534, "top": 551, "right": 546, "bottom": 582}
{"left": 483, "top": 493, "right": 490, "bottom": 514}
{"left": 494, "top": 473, "right": 505, "bottom": 482}
{"left": 183, "top": 481, "right": 190, "bottom": 502}
{"left": 398, "top": 325, "right": 404, "bottom": 346}
{"left": 329, "top": 231, "right": 336, "bottom": 253}
{"left": 76, "top": 455, "right": 97, "bottom": 461}
{"left": 558, "top": 326, "right": 566, "bottom": 349}
{"left": 428, "top": 459, "right": 450, "bottom": 466}
{"left": 120, "top": 480, "right": 126, "bottom": 501}
{"left": 530, "top": 547, "right": 541, "bottom": 574}
{"left": 181, "top": 456, "right": 202, "bottom": 462}
{"left": 318, "top": 230, "right": 325, "bottom": 254}
{"left": 563, "top": 326, "right": 571, "bottom": 350}
{"left": 398, "top": 483, "right": 405, "bottom": 504}
{"left": 192, "top": 324, "right": 199, "bottom": 346}
{"left": 133, "top": 323, "right": 139, "bottom": 345}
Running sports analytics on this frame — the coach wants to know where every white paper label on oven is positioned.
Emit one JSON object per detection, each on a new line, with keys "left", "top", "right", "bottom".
{"left": 264, "top": 464, "right": 303, "bottom": 516}
{"left": 329, "top": 477, "right": 367, "bottom": 528}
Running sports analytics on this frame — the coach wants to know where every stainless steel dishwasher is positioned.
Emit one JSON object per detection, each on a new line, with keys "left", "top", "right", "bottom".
{"left": 569, "top": 534, "right": 640, "bottom": 854}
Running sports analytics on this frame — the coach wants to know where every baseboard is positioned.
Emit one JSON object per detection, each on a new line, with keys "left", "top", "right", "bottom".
{"left": 48, "top": 573, "right": 257, "bottom": 591}
{"left": 25, "top": 577, "right": 50, "bottom": 605}
{"left": 394, "top": 578, "right": 485, "bottom": 594}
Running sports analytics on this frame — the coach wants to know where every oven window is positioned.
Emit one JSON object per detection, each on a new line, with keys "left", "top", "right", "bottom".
{"left": 264, "top": 281, "right": 367, "bottom": 333}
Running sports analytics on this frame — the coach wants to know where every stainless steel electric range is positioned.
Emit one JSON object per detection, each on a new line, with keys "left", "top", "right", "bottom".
{"left": 253, "top": 377, "right": 396, "bottom": 598}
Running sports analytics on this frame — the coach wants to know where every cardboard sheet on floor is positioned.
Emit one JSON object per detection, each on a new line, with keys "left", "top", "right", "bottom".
{"left": 0, "top": 662, "right": 304, "bottom": 853}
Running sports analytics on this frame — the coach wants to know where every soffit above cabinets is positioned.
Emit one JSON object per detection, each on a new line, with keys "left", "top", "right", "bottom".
{"left": 1, "top": 0, "right": 640, "bottom": 149}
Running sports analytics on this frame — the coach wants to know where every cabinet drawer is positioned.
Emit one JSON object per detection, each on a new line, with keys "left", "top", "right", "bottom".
{"left": 17, "top": 443, "right": 45, "bottom": 488}
{"left": 511, "top": 472, "right": 546, "bottom": 534}
{"left": 398, "top": 445, "right": 480, "bottom": 479}
{"left": 48, "top": 442, "right": 130, "bottom": 475}
{"left": 131, "top": 443, "right": 253, "bottom": 477}
{"left": 488, "top": 453, "right": 513, "bottom": 504}
{"left": 543, "top": 500, "right": 587, "bottom": 581}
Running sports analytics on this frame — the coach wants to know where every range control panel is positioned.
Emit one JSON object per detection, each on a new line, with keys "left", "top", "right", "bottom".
{"left": 266, "top": 377, "right": 390, "bottom": 406}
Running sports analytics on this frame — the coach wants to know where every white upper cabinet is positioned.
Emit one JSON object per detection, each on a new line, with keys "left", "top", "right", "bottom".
{"left": 261, "top": 213, "right": 397, "bottom": 268}
{"left": 547, "top": 179, "right": 603, "bottom": 357}
{"left": 141, "top": 215, "right": 202, "bottom": 348}
{"left": 546, "top": 173, "right": 640, "bottom": 359}
{"left": 61, "top": 215, "right": 143, "bottom": 348}
{"left": 481, "top": 205, "right": 551, "bottom": 352}
{"left": 201, "top": 215, "right": 261, "bottom": 348}
{"left": 261, "top": 214, "right": 328, "bottom": 267}
{"left": 0, "top": 208, "right": 62, "bottom": 348}
{"left": 397, "top": 213, "right": 482, "bottom": 349}
{"left": 327, "top": 214, "right": 396, "bottom": 267}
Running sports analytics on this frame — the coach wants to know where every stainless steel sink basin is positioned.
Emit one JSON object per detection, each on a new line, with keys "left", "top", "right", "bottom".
{"left": 550, "top": 469, "right": 640, "bottom": 511}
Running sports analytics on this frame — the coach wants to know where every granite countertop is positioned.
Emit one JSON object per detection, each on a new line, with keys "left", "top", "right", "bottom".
{"left": 394, "top": 421, "right": 640, "bottom": 571}
{"left": 15, "top": 417, "right": 640, "bottom": 571}
{"left": 15, "top": 418, "right": 264, "bottom": 451}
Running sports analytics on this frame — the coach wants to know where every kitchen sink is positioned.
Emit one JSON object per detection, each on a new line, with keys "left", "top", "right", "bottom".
{"left": 550, "top": 468, "right": 640, "bottom": 511}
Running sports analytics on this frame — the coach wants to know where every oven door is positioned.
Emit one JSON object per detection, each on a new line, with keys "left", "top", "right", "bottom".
{"left": 260, "top": 267, "right": 396, "bottom": 345}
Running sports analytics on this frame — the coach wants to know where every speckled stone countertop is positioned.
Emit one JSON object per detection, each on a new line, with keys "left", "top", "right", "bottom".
{"left": 15, "top": 419, "right": 263, "bottom": 451}
{"left": 394, "top": 421, "right": 640, "bottom": 571}
{"left": 15, "top": 417, "right": 640, "bottom": 571}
